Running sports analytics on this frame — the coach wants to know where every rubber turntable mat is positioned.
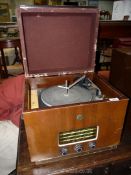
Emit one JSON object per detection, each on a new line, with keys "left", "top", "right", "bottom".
{"left": 41, "top": 85, "right": 92, "bottom": 107}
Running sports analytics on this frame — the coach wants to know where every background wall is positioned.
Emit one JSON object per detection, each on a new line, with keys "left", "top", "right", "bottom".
{"left": 112, "top": 0, "right": 131, "bottom": 20}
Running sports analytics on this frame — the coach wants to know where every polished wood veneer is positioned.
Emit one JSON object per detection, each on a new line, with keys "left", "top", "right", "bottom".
{"left": 23, "top": 73, "right": 128, "bottom": 163}
{"left": 17, "top": 6, "right": 129, "bottom": 171}
{"left": 99, "top": 21, "right": 131, "bottom": 39}
{"left": 17, "top": 119, "right": 131, "bottom": 175}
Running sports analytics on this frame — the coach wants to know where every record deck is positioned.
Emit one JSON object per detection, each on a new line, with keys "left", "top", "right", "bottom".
{"left": 17, "top": 6, "right": 128, "bottom": 163}
{"left": 38, "top": 75, "right": 103, "bottom": 107}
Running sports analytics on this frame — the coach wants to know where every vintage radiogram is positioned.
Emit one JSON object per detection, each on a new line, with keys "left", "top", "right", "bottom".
{"left": 17, "top": 6, "right": 128, "bottom": 163}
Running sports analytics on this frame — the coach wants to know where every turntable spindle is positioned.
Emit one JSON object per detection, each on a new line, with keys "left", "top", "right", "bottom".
{"left": 65, "top": 80, "right": 69, "bottom": 95}
{"left": 59, "top": 75, "right": 86, "bottom": 96}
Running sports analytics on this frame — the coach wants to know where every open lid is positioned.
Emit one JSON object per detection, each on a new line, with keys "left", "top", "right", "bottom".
{"left": 17, "top": 6, "right": 99, "bottom": 77}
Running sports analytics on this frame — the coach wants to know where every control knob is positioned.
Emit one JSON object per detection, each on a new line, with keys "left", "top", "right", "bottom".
{"left": 74, "top": 144, "right": 83, "bottom": 153}
{"left": 88, "top": 142, "right": 96, "bottom": 149}
{"left": 60, "top": 147, "right": 68, "bottom": 156}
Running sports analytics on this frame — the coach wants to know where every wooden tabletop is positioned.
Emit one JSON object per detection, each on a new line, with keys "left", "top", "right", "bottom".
{"left": 0, "top": 37, "right": 19, "bottom": 41}
{"left": 17, "top": 118, "right": 131, "bottom": 175}
{"left": 98, "top": 20, "right": 131, "bottom": 39}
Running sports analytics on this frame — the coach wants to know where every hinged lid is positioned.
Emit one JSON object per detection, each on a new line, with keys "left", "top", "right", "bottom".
{"left": 17, "top": 6, "right": 99, "bottom": 77}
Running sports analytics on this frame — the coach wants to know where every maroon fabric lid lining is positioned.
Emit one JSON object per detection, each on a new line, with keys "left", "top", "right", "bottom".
{"left": 19, "top": 7, "right": 98, "bottom": 75}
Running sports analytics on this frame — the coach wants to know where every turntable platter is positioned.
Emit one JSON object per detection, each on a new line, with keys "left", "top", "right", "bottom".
{"left": 41, "top": 85, "right": 92, "bottom": 107}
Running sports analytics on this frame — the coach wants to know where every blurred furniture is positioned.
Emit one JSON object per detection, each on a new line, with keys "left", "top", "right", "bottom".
{"left": 0, "top": 37, "right": 22, "bottom": 78}
{"left": 0, "top": 3, "right": 10, "bottom": 22}
{"left": 0, "top": 22, "right": 18, "bottom": 38}
{"left": 98, "top": 21, "right": 131, "bottom": 39}
{"left": 34, "top": 0, "right": 48, "bottom": 5}
{"left": 123, "top": 15, "right": 129, "bottom": 21}
{"left": 49, "top": 0, "right": 62, "bottom": 5}
{"left": 98, "top": 40, "right": 112, "bottom": 70}
{"left": 113, "top": 37, "right": 131, "bottom": 48}
{"left": 110, "top": 47, "right": 131, "bottom": 144}
{"left": 100, "top": 10, "right": 111, "bottom": 20}
{"left": 95, "top": 21, "right": 131, "bottom": 72}
{"left": 64, "top": 1, "right": 78, "bottom": 5}
{"left": 98, "top": 47, "right": 131, "bottom": 144}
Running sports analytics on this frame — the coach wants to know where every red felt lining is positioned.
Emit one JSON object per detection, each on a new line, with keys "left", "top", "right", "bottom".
{"left": 0, "top": 75, "right": 25, "bottom": 127}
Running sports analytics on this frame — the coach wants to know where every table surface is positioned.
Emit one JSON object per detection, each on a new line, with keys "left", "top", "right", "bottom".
{"left": 17, "top": 118, "right": 131, "bottom": 175}
{"left": 99, "top": 20, "right": 131, "bottom": 39}
{"left": 0, "top": 37, "right": 19, "bottom": 41}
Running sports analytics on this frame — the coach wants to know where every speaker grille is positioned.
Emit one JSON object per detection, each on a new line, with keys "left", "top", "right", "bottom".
{"left": 59, "top": 126, "right": 99, "bottom": 146}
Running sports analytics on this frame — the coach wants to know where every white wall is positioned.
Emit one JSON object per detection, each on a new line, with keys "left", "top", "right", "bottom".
{"left": 112, "top": 0, "right": 131, "bottom": 20}
{"left": 124, "top": 0, "right": 131, "bottom": 20}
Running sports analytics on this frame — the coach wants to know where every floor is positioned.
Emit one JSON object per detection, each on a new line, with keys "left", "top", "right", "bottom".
{"left": 7, "top": 64, "right": 23, "bottom": 76}
{"left": 1, "top": 63, "right": 23, "bottom": 79}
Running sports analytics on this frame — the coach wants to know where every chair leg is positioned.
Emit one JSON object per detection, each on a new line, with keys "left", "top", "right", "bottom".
{"left": 1, "top": 49, "right": 8, "bottom": 78}
{"left": 13, "top": 47, "right": 22, "bottom": 64}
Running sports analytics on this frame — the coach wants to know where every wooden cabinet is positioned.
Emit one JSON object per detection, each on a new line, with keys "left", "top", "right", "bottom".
{"left": 109, "top": 48, "right": 131, "bottom": 144}
{"left": 17, "top": 119, "right": 131, "bottom": 175}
